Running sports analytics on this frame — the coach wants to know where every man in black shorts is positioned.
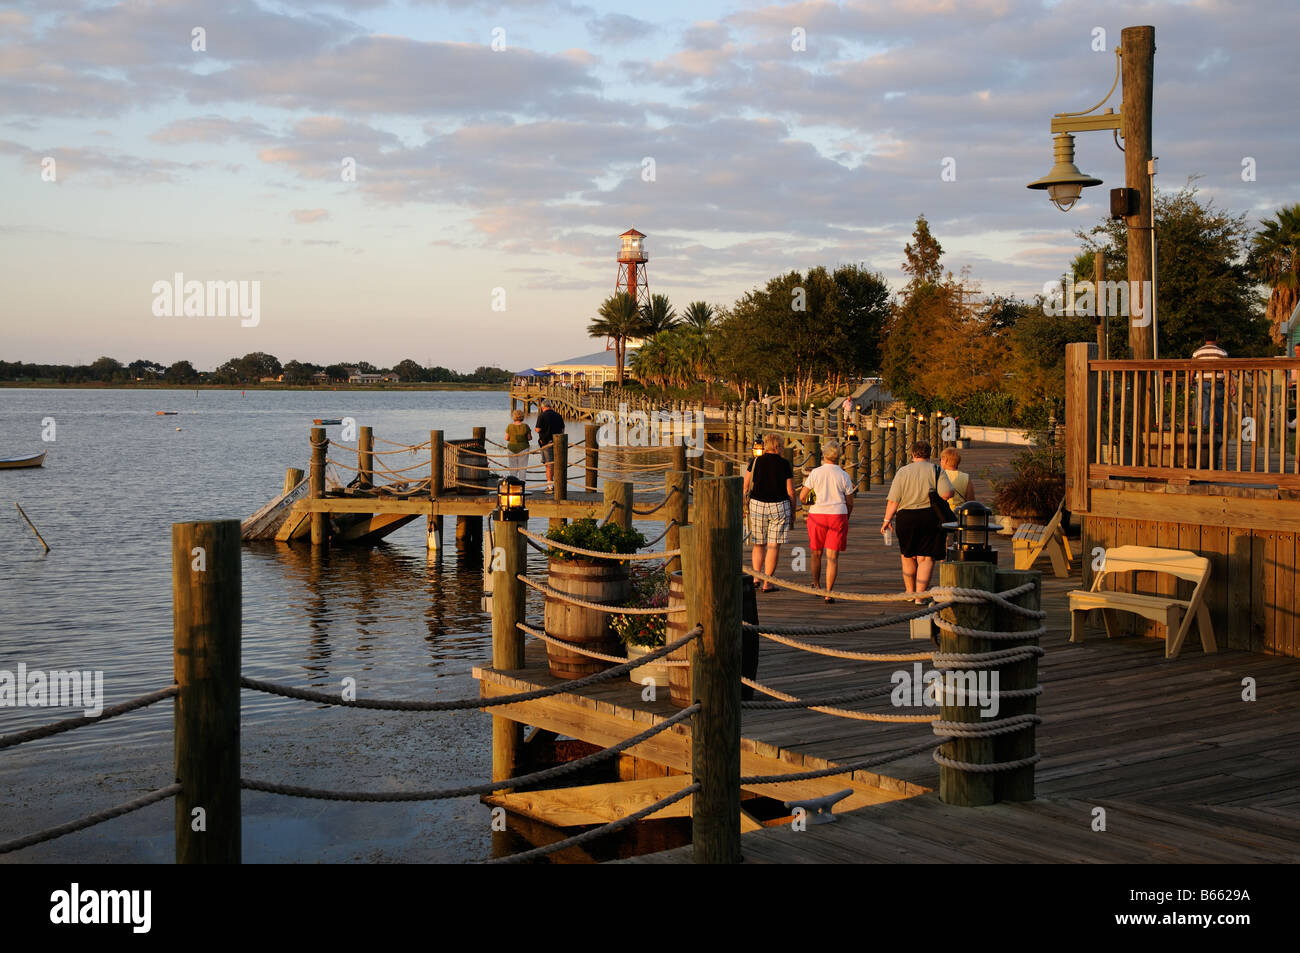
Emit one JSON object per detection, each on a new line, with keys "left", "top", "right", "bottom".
{"left": 535, "top": 398, "right": 565, "bottom": 491}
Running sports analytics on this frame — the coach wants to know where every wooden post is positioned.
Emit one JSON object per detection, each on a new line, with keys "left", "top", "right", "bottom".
{"left": 604, "top": 479, "right": 632, "bottom": 531}
{"left": 681, "top": 476, "right": 743, "bottom": 864}
{"left": 1065, "top": 343, "right": 1098, "bottom": 514}
{"left": 172, "top": 519, "right": 241, "bottom": 864}
{"left": 883, "top": 421, "right": 896, "bottom": 481}
{"left": 673, "top": 442, "right": 688, "bottom": 493}
{"left": 358, "top": 425, "right": 373, "bottom": 489}
{"left": 283, "top": 467, "right": 303, "bottom": 495}
{"left": 666, "top": 470, "right": 689, "bottom": 576}
{"left": 994, "top": 568, "right": 1042, "bottom": 802}
{"left": 937, "top": 559, "right": 999, "bottom": 806}
{"left": 491, "top": 518, "right": 526, "bottom": 789}
{"left": 309, "top": 426, "right": 328, "bottom": 547}
{"left": 847, "top": 437, "right": 859, "bottom": 491}
{"left": 550, "top": 432, "right": 568, "bottom": 532}
{"left": 584, "top": 423, "right": 598, "bottom": 493}
{"left": 1122, "top": 24, "right": 1155, "bottom": 360}
{"left": 430, "top": 431, "right": 444, "bottom": 498}
{"left": 1095, "top": 248, "right": 1108, "bottom": 358}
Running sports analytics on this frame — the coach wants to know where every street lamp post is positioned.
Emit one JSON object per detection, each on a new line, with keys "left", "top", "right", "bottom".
{"left": 1027, "top": 25, "right": 1156, "bottom": 360}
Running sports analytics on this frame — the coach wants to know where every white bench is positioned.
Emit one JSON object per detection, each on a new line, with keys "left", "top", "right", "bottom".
{"left": 1068, "top": 545, "right": 1217, "bottom": 659}
{"left": 1012, "top": 500, "right": 1072, "bottom": 577}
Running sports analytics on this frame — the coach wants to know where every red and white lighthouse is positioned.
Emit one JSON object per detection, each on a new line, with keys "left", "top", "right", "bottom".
{"left": 615, "top": 228, "right": 649, "bottom": 307}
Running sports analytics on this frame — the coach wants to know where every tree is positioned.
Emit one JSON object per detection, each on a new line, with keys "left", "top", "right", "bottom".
{"left": 1247, "top": 203, "right": 1300, "bottom": 346}
{"left": 128, "top": 359, "right": 165, "bottom": 380}
{"left": 902, "top": 214, "right": 944, "bottom": 292}
{"left": 281, "top": 360, "right": 319, "bottom": 384}
{"left": 393, "top": 359, "right": 427, "bottom": 383}
{"left": 683, "top": 301, "right": 715, "bottom": 330}
{"left": 90, "top": 356, "right": 125, "bottom": 381}
{"left": 324, "top": 363, "right": 350, "bottom": 383}
{"left": 164, "top": 360, "right": 199, "bottom": 384}
{"left": 639, "top": 294, "right": 678, "bottom": 337}
{"left": 1075, "top": 183, "right": 1269, "bottom": 357}
{"left": 589, "top": 293, "right": 644, "bottom": 385}
{"left": 237, "top": 352, "right": 281, "bottom": 381}
{"left": 831, "top": 263, "right": 891, "bottom": 379}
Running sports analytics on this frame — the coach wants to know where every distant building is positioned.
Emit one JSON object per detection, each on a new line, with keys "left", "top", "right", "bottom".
{"left": 346, "top": 371, "right": 400, "bottom": 384}
{"left": 533, "top": 349, "right": 636, "bottom": 387}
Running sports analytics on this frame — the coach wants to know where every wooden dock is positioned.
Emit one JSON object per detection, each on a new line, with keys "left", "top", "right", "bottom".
{"left": 474, "top": 456, "right": 1300, "bottom": 863}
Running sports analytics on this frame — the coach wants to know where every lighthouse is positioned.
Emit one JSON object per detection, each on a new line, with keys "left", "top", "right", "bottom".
{"left": 615, "top": 228, "right": 649, "bottom": 307}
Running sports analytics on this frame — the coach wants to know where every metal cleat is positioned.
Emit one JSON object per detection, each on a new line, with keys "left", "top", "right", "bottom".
{"left": 784, "top": 788, "right": 853, "bottom": 824}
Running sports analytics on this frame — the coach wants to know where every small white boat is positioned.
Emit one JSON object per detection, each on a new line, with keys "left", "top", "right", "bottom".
{"left": 0, "top": 451, "right": 46, "bottom": 470}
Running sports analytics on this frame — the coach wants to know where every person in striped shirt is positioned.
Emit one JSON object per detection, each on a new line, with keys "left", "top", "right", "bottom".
{"left": 1192, "top": 330, "right": 1229, "bottom": 466}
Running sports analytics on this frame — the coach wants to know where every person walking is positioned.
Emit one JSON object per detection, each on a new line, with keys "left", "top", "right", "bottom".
{"left": 535, "top": 398, "right": 565, "bottom": 491}
{"left": 881, "top": 440, "right": 947, "bottom": 600}
{"left": 743, "top": 432, "right": 796, "bottom": 592}
{"left": 799, "top": 439, "right": 855, "bottom": 602}
{"left": 504, "top": 409, "right": 532, "bottom": 482}
{"left": 937, "top": 447, "right": 976, "bottom": 509}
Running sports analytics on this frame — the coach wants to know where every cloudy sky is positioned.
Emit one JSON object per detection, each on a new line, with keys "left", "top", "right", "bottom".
{"left": 1, "top": 0, "right": 1294, "bottom": 372}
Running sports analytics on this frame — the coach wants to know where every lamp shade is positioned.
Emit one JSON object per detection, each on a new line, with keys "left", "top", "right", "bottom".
{"left": 1027, "top": 133, "right": 1103, "bottom": 211}
{"left": 497, "top": 476, "right": 528, "bottom": 521}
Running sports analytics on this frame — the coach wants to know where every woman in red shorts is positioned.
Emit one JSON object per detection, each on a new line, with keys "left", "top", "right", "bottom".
{"left": 799, "top": 440, "right": 855, "bottom": 602}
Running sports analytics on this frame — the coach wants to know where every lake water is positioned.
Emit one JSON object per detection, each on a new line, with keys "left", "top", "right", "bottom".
{"left": 0, "top": 387, "right": 630, "bottom": 863}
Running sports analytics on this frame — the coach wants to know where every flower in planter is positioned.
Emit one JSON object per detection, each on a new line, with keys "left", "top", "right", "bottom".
{"left": 611, "top": 566, "right": 670, "bottom": 648}
{"left": 545, "top": 518, "right": 647, "bottom": 562}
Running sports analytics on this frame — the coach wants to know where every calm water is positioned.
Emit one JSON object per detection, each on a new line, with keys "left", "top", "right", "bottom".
{"left": 0, "top": 387, "right": 591, "bottom": 863}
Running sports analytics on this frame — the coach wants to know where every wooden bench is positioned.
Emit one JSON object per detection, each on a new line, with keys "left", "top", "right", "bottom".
{"left": 1012, "top": 500, "right": 1072, "bottom": 577}
{"left": 1068, "top": 545, "right": 1217, "bottom": 659}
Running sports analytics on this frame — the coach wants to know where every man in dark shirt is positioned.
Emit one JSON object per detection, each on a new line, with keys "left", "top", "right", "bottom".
{"left": 535, "top": 398, "right": 566, "bottom": 490}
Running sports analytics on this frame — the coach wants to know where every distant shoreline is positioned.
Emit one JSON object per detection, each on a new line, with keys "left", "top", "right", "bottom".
{"left": 0, "top": 382, "right": 511, "bottom": 392}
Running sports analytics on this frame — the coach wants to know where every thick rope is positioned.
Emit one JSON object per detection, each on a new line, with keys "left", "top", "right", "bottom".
{"left": 740, "top": 683, "right": 897, "bottom": 709}
{"left": 518, "top": 528, "right": 680, "bottom": 562}
{"left": 739, "top": 737, "right": 951, "bottom": 786}
{"left": 930, "top": 646, "right": 1045, "bottom": 670}
{"left": 747, "top": 570, "right": 941, "bottom": 603}
{"left": 518, "top": 575, "right": 685, "bottom": 612}
{"left": 930, "top": 715, "right": 1041, "bottom": 738}
{"left": 243, "top": 705, "right": 699, "bottom": 803}
{"left": 632, "top": 486, "right": 679, "bottom": 515}
{"left": 518, "top": 621, "right": 687, "bottom": 666}
{"left": 240, "top": 627, "right": 701, "bottom": 711}
{"left": 754, "top": 630, "right": 934, "bottom": 662}
{"left": 931, "top": 618, "right": 1048, "bottom": 642}
{"left": 0, "top": 685, "right": 178, "bottom": 751}
{"left": 484, "top": 783, "right": 701, "bottom": 864}
{"left": 0, "top": 784, "right": 181, "bottom": 855}
{"left": 641, "top": 520, "right": 679, "bottom": 547}
{"left": 742, "top": 677, "right": 937, "bottom": 723}
{"left": 933, "top": 751, "right": 1041, "bottom": 773}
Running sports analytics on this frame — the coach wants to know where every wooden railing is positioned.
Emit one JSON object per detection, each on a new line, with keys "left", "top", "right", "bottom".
{"left": 1065, "top": 343, "right": 1300, "bottom": 508}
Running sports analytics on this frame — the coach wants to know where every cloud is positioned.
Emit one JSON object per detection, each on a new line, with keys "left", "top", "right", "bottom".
{"left": 291, "top": 209, "right": 330, "bottom": 224}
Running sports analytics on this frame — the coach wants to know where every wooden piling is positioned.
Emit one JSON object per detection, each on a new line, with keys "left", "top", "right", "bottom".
{"left": 13, "top": 502, "right": 50, "bottom": 553}
{"left": 870, "top": 411, "right": 882, "bottom": 484}
{"left": 681, "top": 476, "right": 743, "bottom": 864}
{"left": 550, "top": 432, "right": 568, "bottom": 532}
{"left": 430, "top": 430, "right": 444, "bottom": 498}
{"left": 310, "top": 427, "right": 328, "bottom": 547}
{"left": 358, "top": 425, "right": 373, "bottom": 489}
{"left": 604, "top": 479, "right": 632, "bottom": 532}
{"left": 673, "top": 443, "right": 688, "bottom": 493}
{"left": 491, "top": 518, "right": 526, "bottom": 789}
{"left": 937, "top": 559, "right": 999, "bottom": 806}
{"left": 283, "top": 467, "right": 304, "bottom": 496}
{"left": 994, "top": 568, "right": 1042, "bottom": 802}
{"left": 883, "top": 421, "right": 896, "bottom": 481}
{"left": 584, "top": 423, "right": 598, "bottom": 493}
{"left": 172, "top": 519, "right": 241, "bottom": 864}
{"left": 666, "top": 470, "right": 688, "bottom": 576}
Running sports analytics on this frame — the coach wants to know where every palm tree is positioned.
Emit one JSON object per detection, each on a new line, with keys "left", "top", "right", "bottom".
{"left": 589, "top": 293, "right": 644, "bottom": 385}
{"left": 683, "top": 301, "right": 715, "bottom": 330}
{"left": 1249, "top": 204, "right": 1300, "bottom": 345}
{"left": 639, "top": 294, "right": 678, "bottom": 337}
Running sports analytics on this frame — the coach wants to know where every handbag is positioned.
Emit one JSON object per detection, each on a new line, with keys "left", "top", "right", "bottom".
{"left": 928, "top": 465, "right": 956, "bottom": 528}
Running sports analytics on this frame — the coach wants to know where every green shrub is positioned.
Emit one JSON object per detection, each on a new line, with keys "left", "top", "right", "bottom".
{"left": 545, "top": 519, "right": 646, "bottom": 562}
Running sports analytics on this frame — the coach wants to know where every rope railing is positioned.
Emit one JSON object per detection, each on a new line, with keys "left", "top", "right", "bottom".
{"left": 484, "top": 782, "right": 701, "bottom": 864}
{"left": 0, "top": 784, "right": 182, "bottom": 856}
{"left": 518, "top": 528, "right": 680, "bottom": 562}
{"left": 518, "top": 574, "right": 686, "bottom": 611}
{"left": 241, "top": 704, "right": 700, "bottom": 803}
{"left": 518, "top": 622, "right": 689, "bottom": 666}
{"left": 0, "top": 685, "right": 178, "bottom": 751}
{"left": 738, "top": 737, "right": 952, "bottom": 786}
{"left": 742, "top": 677, "right": 937, "bottom": 723}
{"left": 240, "top": 626, "right": 701, "bottom": 712}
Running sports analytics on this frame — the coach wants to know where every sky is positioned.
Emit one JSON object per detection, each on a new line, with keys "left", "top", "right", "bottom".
{"left": 1, "top": 0, "right": 1295, "bottom": 373}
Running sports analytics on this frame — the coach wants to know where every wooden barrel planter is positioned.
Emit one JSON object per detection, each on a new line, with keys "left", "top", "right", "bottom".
{"left": 543, "top": 558, "right": 629, "bottom": 679}
{"left": 665, "top": 571, "right": 692, "bottom": 708}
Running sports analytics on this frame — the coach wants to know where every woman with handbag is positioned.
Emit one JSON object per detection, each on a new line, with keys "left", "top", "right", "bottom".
{"left": 881, "top": 440, "right": 949, "bottom": 599}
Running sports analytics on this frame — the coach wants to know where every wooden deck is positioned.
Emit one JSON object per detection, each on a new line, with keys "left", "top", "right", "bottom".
{"left": 476, "top": 447, "right": 1300, "bottom": 863}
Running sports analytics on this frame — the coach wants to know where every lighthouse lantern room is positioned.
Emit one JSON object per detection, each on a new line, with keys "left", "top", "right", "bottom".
{"left": 615, "top": 228, "right": 649, "bottom": 308}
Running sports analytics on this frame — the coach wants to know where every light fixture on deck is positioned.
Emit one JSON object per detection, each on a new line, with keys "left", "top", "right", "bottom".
{"left": 944, "top": 501, "right": 996, "bottom": 565}
{"left": 753, "top": 436, "right": 764, "bottom": 458}
{"left": 496, "top": 476, "right": 528, "bottom": 522}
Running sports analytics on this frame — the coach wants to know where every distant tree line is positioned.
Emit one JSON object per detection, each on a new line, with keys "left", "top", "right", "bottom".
{"left": 0, "top": 355, "right": 513, "bottom": 386}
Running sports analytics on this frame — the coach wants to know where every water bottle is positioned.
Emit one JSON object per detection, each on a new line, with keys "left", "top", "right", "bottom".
{"left": 883, "top": 523, "right": 894, "bottom": 546}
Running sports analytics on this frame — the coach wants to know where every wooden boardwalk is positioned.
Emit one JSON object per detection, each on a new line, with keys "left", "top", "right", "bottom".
{"left": 477, "top": 444, "right": 1300, "bottom": 863}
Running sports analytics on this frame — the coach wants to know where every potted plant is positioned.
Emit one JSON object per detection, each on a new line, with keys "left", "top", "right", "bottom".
{"left": 611, "top": 566, "right": 670, "bottom": 687}
{"left": 989, "top": 440, "right": 1065, "bottom": 528}
{"left": 543, "top": 519, "right": 647, "bottom": 679}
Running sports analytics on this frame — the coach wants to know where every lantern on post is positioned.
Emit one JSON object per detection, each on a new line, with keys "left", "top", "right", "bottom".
{"left": 753, "top": 436, "right": 764, "bottom": 458}
{"left": 496, "top": 476, "right": 528, "bottom": 522}
{"left": 944, "top": 501, "right": 996, "bottom": 565}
